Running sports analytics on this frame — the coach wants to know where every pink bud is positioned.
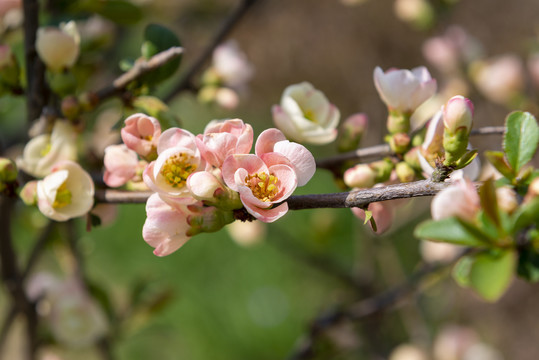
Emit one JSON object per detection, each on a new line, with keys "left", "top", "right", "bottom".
{"left": 36, "top": 22, "right": 80, "bottom": 72}
{"left": 431, "top": 178, "right": 479, "bottom": 221}
{"left": 121, "top": 113, "right": 161, "bottom": 158}
{"left": 343, "top": 164, "right": 376, "bottom": 188}
{"left": 215, "top": 87, "right": 240, "bottom": 110}
{"left": 337, "top": 113, "right": 368, "bottom": 152}
{"left": 20, "top": 180, "right": 38, "bottom": 205}
{"left": 443, "top": 95, "right": 474, "bottom": 134}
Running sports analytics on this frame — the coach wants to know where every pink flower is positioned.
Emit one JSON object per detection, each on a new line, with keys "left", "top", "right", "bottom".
{"left": 473, "top": 54, "right": 524, "bottom": 105}
{"left": 212, "top": 40, "right": 254, "bottom": 90}
{"left": 121, "top": 113, "right": 161, "bottom": 158}
{"left": 195, "top": 118, "right": 253, "bottom": 168}
{"left": 36, "top": 161, "right": 94, "bottom": 221}
{"left": 222, "top": 129, "right": 315, "bottom": 222}
{"left": 143, "top": 127, "right": 204, "bottom": 205}
{"left": 143, "top": 193, "right": 193, "bottom": 256}
{"left": 431, "top": 178, "right": 480, "bottom": 221}
{"left": 103, "top": 144, "right": 139, "bottom": 188}
{"left": 373, "top": 66, "right": 437, "bottom": 114}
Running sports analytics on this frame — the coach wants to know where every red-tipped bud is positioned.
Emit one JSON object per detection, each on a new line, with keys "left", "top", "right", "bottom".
{"left": 443, "top": 95, "right": 474, "bottom": 135}
{"left": 337, "top": 113, "right": 368, "bottom": 152}
{"left": 343, "top": 164, "right": 377, "bottom": 188}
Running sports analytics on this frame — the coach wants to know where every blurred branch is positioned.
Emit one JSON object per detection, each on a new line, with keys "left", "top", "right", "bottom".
{"left": 94, "top": 179, "right": 451, "bottom": 206}
{"left": 22, "top": 0, "right": 48, "bottom": 123}
{"left": 0, "top": 221, "right": 55, "bottom": 354}
{"left": 316, "top": 126, "right": 506, "bottom": 170}
{"left": 0, "top": 197, "right": 38, "bottom": 359}
{"left": 287, "top": 249, "right": 471, "bottom": 360}
{"left": 94, "top": 46, "right": 184, "bottom": 103}
{"left": 164, "top": 0, "right": 260, "bottom": 102}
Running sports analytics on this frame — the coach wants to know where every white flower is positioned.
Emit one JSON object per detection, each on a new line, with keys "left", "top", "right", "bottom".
{"left": 212, "top": 40, "right": 254, "bottom": 90}
{"left": 18, "top": 120, "right": 78, "bottom": 178}
{"left": 36, "top": 21, "right": 80, "bottom": 72}
{"left": 374, "top": 66, "right": 437, "bottom": 113}
{"left": 37, "top": 161, "right": 94, "bottom": 221}
{"left": 272, "top": 82, "right": 340, "bottom": 145}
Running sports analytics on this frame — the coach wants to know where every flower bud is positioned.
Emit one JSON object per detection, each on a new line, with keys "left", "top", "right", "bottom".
{"left": 78, "top": 92, "right": 99, "bottom": 112}
{"left": 197, "top": 85, "right": 219, "bottom": 105}
{"left": 336, "top": 113, "right": 368, "bottom": 152}
{"left": 389, "top": 344, "right": 428, "bottom": 360}
{"left": 524, "top": 177, "right": 539, "bottom": 203}
{"left": 344, "top": 164, "right": 377, "bottom": 188}
{"left": 472, "top": 55, "right": 524, "bottom": 105}
{"left": 0, "top": 157, "right": 17, "bottom": 183}
{"left": 215, "top": 87, "right": 240, "bottom": 110}
{"left": 396, "top": 161, "right": 415, "bottom": 183}
{"left": 404, "top": 146, "right": 421, "bottom": 171}
{"left": 443, "top": 95, "right": 474, "bottom": 135}
{"left": 431, "top": 178, "right": 480, "bottom": 221}
{"left": 20, "top": 180, "right": 38, "bottom": 205}
{"left": 186, "top": 205, "right": 235, "bottom": 236}
{"left": 36, "top": 21, "right": 80, "bottom": 72}
{"left": 389, "top": 132, "right": 411, "bottom": 154}
{"left": 496, "top": 186, "right": 518, "bottom": 214}
{"left": 187, "top": 170, "right": 242, "bottom": 210}
{"left": 226, "top": 220, "right": 266, "bottom": 247}
{"left": 61, "top": 96, "right": 80, "bottom": 120}
{"left": 370, "top": 158, "right": 394, "bottom": 183}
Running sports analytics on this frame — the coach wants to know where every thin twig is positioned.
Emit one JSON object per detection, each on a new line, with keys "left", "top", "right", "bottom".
{"left": 164, "top": 0, "right": 260, "bottom": 102}
{"left": 94, "top": 179, "right": 450, "bottom": 208}
{"left": 286, "top": 250, "right": 470, "bottom": 360}
{"left": 94, "top": 46, "right": 184, "bottom": 103}
{"left": 316, "top": 126, "right": 506, "bottom": 170}
{"left": 22, "top": 0, "right": 47, "bottom": 124}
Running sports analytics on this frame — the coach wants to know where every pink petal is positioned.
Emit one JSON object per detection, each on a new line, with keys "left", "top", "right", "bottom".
{"left": 157, "top": 128, "right": 196, "bottom": 154}
{"left": 222, "top": 154, "right": 267, "bottom": 191}
{"left": 255, "top": 128, "right": 286, "bottom": 156}
{"left": 273, "top": 141, "right": 315, "bottom": 186}
{"left": 242, "top": 201, "right": 289, "bottom": 223}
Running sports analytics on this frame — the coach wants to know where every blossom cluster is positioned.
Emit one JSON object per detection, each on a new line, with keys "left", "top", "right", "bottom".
{"left": 106, "top": 114, "right": 316, "bottom": 256}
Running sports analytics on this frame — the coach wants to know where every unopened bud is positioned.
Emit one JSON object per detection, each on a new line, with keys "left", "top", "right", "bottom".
{"left": 343, "top": 164, "right": 376, "bottom": 188}
{"left": 187, "top": 171, "right": 242, "bottom": 210}
{"left": 396, "top": 161, "right": 416, "bottom": 183}
{"left": 496, "top": 186, "right": 518, "bottom": 214}
{"left": 198, "top": 85, "right": 219, "bottom": 105}
{"left": 404, "top": 146, "right": 421, "bottom": 171}
{"left": 20, "top": 180, "right": 38, "bottom": 205}
{"left": 0, "top": 157, "right": 17, "bottom": 183}
{"left": 61, "top": 96, "right": 80, "bottom": 120}
{"left": 215, "top": 87, "right": 240, "bottom": 110}
{"left": 443, "top": 95, "right": 474, "bottom": 135}
{"left": 78, "top": 92, "right": 99, "bottom": 112}
{"left": 201, "top": 67, "right": 222, "bottom": 86}
{"left": 186, "top": 206, "right": 235, "bottom": 236}
{"left": 389, "top": 132, "right": 411, "bottom": 154}
{"left": 337, "top": 113, "right": 368, "bottom": 152}
{"left": 36, "top": 21, "right": 80, "bottom": 72}
{"left": 370, "top": 158, "right": 394, "bottom": 183}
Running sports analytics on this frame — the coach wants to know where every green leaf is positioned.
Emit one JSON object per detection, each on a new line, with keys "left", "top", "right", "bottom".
{"left": 469, "top": 250, "right": 515, "bottom": 302}
{"left": 504, "top": 111, "right": 539, "bottom": 173}
{"left": 511, "top": 198, "right": 539, "bottom": 234}
{"left": 94, "top": 0, "right": 142, "bottom": 25}
{"left": 517, "top": 247, "right": 539, "bottom": 282}
{"left": 484, "top": 151, "right": 515, "bottom": 180}
{"left": 455, "top": 149, "right": 477, "bottom": 169}
{"left": 139, "top": 24, "right": 182, "bottom": 85}
{"left": 479, "top": 179, "right": 500, "bottom": 229}
{"left": 363, "top": 210, "right": 373, "bottom": 225}
{"left": 414, "top": 217, "right": 490, "bottom": 247}
{"left": 452, "top": 256, "right": 474, "bottom": 287}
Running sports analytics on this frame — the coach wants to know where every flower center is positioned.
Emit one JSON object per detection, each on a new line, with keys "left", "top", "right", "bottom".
{"left": 303, "top": 109, "right": 317, "bottom": 123}
{"left": 161, "top": 152, "right": 198, "bottom": 188}
{"left": 40, "top": 142, "right": 52, "bottom": 157}
{"left": 53, "top": 182, "right": 72, "bottom": 208}
{"left": 245, "top": 172, "right": 279, "bottom": 202}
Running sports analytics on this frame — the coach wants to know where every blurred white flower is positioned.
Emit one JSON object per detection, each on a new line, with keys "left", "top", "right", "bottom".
{"left": 272, "top": 82, "right": 340, "bottom": 145}
{"left": 226, "top": 220, "right": 266, "bottom": 247}
{"left": 472, "top": 54, "right": 524, "bottom": 105}
{"left": 212, "top": 40, "right": 254, "bottom": 90}
{"left": 36, "top": 21, "right": 80, "bottom": 72}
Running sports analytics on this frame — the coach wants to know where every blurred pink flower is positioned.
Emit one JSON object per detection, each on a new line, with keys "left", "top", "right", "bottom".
{"left": 121, "top": 113, "right": 161, "bottom": 158}
{"left": 36, "top": 161, "right": 94, "bottom": 221}
{"left": 103, "top": 144, "right": 139, "bottom": 188}
{"left": 431, "top": 178, "right": 480, "bottom": 221}
{"left": 473, "top": 54, "right": 524, "bottom": 104}
{"left": 373, "top": 66, "right": 437, "bottom": 114}
{"left": 212, "top": 40, "right": 254, "bottom": 90}
{"left": 195, "top": 118, "right": 253, "bottom": 168}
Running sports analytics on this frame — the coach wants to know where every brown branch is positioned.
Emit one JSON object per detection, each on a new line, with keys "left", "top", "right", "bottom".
{"left": 94, "top": 46, "right": 184, "bottom": 103}
{"left": 0, "top": 197, "right": 38, "bottom": 359}
{"left": 286, "top": 249, "right": 470, "bottom": 360}
{"left": 316, "top": 126, "right": 506, "bottom": 170}
{"left": 22, "top": 0, "right": 47, "bottom": 123}
{"left": 164, "top": 0, "right": 260, "bottom": 102}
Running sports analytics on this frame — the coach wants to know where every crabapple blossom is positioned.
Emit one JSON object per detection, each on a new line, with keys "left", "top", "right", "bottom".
{"left": 373, "top": 66, "right": 437, "bottom": 114}
{"left": 431, "top": 178, "right": 480, "bottom": 221}
{"left": 143, "top": 127, "right": 204, "bottom": 205}
{"left": 36, "top": 21, "right": 80, "bottom": 72}
{"left": 121, "top": 113, "right": 161, "bottom": 159}
{"left": 18, "top": 120, "right": 78, "bottom": 178}
{"left": 103, "top": 144, "right": 139, "bottom": 188}
{"left": 195, "top": 118, "right": 253, "bottom": 168}
{"left": 472, "top": 54, "right": 524, "bottom": 105}
{"left": 36, "top": 161, "right": 94, "bottom": 222}
{"left": 142, "top": 193, "right": 194, "bottom": 256}
{"left": 272, "top": 82, "right": 340, "bottom": 145}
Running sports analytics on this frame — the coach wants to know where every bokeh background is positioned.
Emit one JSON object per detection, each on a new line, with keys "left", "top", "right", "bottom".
{"left": 2, "top": 0, "right": 539, "bottom": 359}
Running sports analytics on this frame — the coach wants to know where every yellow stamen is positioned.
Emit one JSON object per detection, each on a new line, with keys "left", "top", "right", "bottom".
{"left": 53, "top": 183, "right": 72, "bottom": 208}
{"left": 245, "top": 171, "right": 280, "bottom": 202}
{"left": 40, "top": 143, "right": 52, "bottom": 157}
{"left": 160, "top": 152, "right": 198, "bottom": 188}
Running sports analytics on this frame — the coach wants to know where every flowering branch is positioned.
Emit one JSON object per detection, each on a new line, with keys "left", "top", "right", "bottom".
{"left": 164, "top": 0, "right": 259, "bottom": 102}
{"left": 94, "top": 46, "right": 184, "bottom": 103}
{"left": 316, "top": 126, "right": 505, "bottom": 170}
{"left": 287, "top": 249, "right": 470, "bottom": 360}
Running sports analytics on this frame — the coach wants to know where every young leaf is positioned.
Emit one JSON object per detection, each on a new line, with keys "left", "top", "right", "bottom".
{"left": 452, "top": 256, "right": 474, "bottom": 287}
{"left": 504, "top": 111, "right": 539, "bottom": 173}
{"left": 414, "top": 217, "right": 489, "bottom": 247}
{"left": 484, "top": 151, "right": 514, "bottom": 179}
{"left": 510, "top": 198, "right": 539, "bottom": 234}
{"left": 468, "top": 250, "right": 515, "bottom": 302}
{"left": 479, "top": 179, "right": 500, "bottom": 229}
